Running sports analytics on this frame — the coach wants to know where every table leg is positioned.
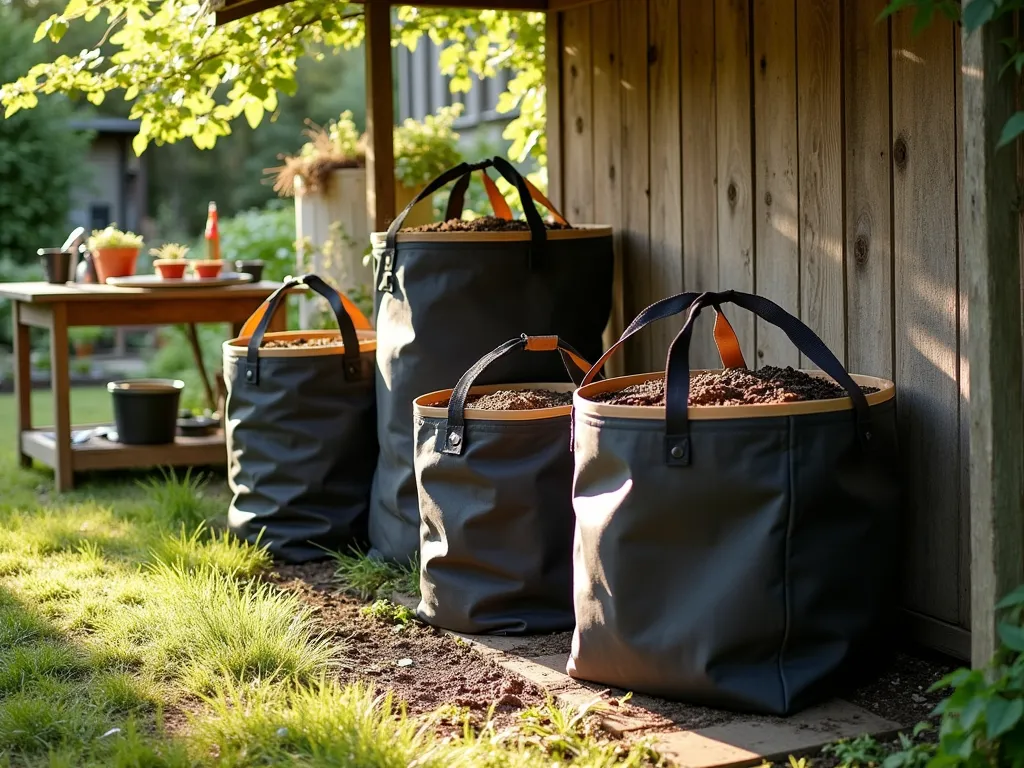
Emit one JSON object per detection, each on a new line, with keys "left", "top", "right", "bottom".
{"left": 49, "top": 304, "right": 73, "bottom": 492}
{"left": 12, "top": 303, "right": 31, "bottom": 468}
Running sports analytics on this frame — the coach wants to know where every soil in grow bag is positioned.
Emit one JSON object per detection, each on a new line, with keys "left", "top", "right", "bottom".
{"left": 594, "top": 366, "right": 880, "bottom": 407}
{"left": 261, "top": 336, "right": 345, "bottom": 349}
{"left": 402, "top": 215, "right": 572, "bottom": 233}
{"left": 440, "top": 388, "right": 575, "bottom": 410}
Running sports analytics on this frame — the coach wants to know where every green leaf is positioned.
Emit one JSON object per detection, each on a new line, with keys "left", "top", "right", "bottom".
{"left": 131, "top": 132, "right": 149, "bottom": 156}
{"left": 1000, "top": 621, "right": 1024, "bottom": 651}
{"left": 963, "top": 0, "right": 995, "bottom": 32}
{"left": 243, "top": 99, "right": 263, "bottom": 130}
{"left": 961, "top": 696, "right": 986, "bottom": 730}
{"left": 997, "top": 585, "right": 1024, "bottom": 610}
{"left": 998, "top": 112, "right": 1024, "bottom": 149}
{"left": 988, "top": 696, "right": 1024, "bottom": 739}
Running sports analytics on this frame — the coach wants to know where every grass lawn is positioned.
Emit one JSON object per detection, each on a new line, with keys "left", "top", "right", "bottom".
{"left": 0, "top": 410, "right": 659, "bottom": 767}
{"left": 0, "top": 387, "right": 112, "bottom": 447}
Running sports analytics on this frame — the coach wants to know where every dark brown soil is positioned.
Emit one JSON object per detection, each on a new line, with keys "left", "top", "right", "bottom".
{"left": 593, "top": 366, "right": 880, "bottom": 407}
{"left": 262, "top": 336, "right": 342, "bottom": 349}
{"left": 403, "top": 215, "right": 572, "bottom": 233}
{"left": 459, "top": 388, "right": 574, "bottom": 411}
{"left": 269, "top": 562, "right": 547, "bottom": 728}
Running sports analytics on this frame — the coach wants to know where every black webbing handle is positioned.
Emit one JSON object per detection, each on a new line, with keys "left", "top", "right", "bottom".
{"left": 440, "top": 334, "right": 591, "bottom": 456}
{"left": 662, "top": 290, "right": 873, "bottom": 466}
{"left": 245, "top": 273, "right": 363, "bottom": 385}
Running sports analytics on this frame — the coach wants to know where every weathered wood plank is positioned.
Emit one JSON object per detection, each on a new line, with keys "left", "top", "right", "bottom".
{"left": 545, "top": 11, "right": 564, "bottom": 210}
{"left": 956, "top": 21, "right": 971, "bottom": 634}
{"left": 962, "top": 13, "right": 1024, "bottom": 667}
{"left": 752, "top": 0, "right": 799, "bottom": 369}
{"left": 797, "top": 0, "right": 844, "bottom": 366}
{"left": 716, "top": 0, "right": 756, "bottom": 363}
{"left": 680, "top": 0, "right": 720, "bottom": 369}
{"left": 892, "top": 10, "right": 960, "bottom": 626}
{"left": 561, "top": 6, "right": 595, "bottom": 224}
{"left": 619, "top": 0, "right": 651, "bottom": 372}
{"left": 844, "top": 0, "right": 893, "bottom": 380}
{"left": 647, "top": 0, "right": 683, "bottom": 364}
{"left": 364, "top": 0, "right": 396, "bottom": 232}
{"left": 591, "top": 0, "right": 625, "bottom": 376}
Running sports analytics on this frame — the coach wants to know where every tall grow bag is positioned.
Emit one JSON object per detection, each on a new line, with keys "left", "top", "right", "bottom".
{"left": 225, "top": 274, "right": 377, "bottom": 563}
{"left": 370, "top": 156, "right": 614, "bottom": 562}
{"left": 568, "top": 290, "right": 901, "bottom": 715}
{"left": 412, "top": 335, "right": 592, "bottom": 635}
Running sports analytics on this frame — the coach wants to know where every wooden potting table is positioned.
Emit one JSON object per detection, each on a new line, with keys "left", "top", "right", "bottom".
{"left": 0, "top": 281, "right": 289, "bottom": 491}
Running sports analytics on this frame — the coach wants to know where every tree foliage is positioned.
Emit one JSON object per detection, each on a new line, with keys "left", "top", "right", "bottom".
{"left": 0, "top": 4, "right": 90, "bottom": 266}
{"left": 0, "top": 0, "right": 547, "bottom": 168}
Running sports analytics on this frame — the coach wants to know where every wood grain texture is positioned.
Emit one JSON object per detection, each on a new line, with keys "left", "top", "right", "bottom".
{"left": 545, "top": 11, "right": 564, "bottom": 210}
{"left": 364, "top": 0, "right": 396, "bottom": 231}
{"left": 844, "top": 0, "right": 893, "bottom": 380}
{"left": 715, "top": 0, "right": 756, "bottom": 363}
{"left": 797, "top": 0, "right": 845, "bottom": 367}
{"left": 561, "top": 5, "right": 595, "bottom": 224}
{"left": 892, "top": 11, "right": 960, "bottom": 625}
{"left": 752, "top": 0, "right": 799, "bottom": 369}
{"left": 49, "top": 303, "right": 72, "bottom": 492}
{"left": 647, "top": 0, "right": 683, "bottom": 364}
{"left": 681, "top": 0, "right": 721, "bottom": 369}
{"left": 619, "top": 0, "right": 652, "bottom": 372}
{"left": 961, "top": 14, "right": 1023, "bottom": 666}
{"left": 13, "top": 303, "right": 31, "bottom": 467}
{"left": 591, "top": 0, "right": 626, "bottom": 376}
{"left": 956, "top": 25, "right": 971, "bottom": 632}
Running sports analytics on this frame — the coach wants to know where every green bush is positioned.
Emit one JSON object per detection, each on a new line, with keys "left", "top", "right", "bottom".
{"left": 204, "top": 204, "right": 297, "bottom": 283}
{"left": 0, "top": 258, "right": 44, "bottom": 351}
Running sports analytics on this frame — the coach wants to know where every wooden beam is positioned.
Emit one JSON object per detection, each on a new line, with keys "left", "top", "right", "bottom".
{"left": 365, "top": 0, "right": 397, "bottom": 233}
{"left": 963, "top": 12, "right": 1024, "bottom": 667}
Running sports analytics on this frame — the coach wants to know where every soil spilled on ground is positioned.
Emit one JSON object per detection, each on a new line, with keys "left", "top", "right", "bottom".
{"left": 594, "top": 366, "right": 880, "bottom": 407}
{"left": 403, "top": 215, "right": 572, "bottom": 233}
{"left": 269, "top": 562, "right": 547, "bottom": 729}
{"left": 458, "top": 388, "right": 574, "bottom": 411}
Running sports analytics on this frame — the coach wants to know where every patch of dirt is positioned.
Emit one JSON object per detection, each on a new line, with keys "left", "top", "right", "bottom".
{"left": 846, "top": 650, "right": 955, "bottom": 728}
{"left": 262, "top": 336, "right": 342, "bottom": 349}
{"left": 403, "top": 215, "right": 571, "bottom": 233}
{"left": 593, "top": 366, "right": 879, "bottom": 407}
{"left": 454, "top": 389, "right": 574, "bottom": 411}
{"left": 270, "top": 562, "right": 547, "bottom": 729}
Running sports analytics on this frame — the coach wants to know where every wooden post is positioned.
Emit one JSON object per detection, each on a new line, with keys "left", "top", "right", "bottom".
{"left": 13, "top": 302, "right": 32, "bottom": 468}
{"left": 365, "top": 0, "right": 397, "bottom": 233}
{"left": 962, "top": 13, "right": 1024, "bottom": 667}
{"left": 49, "top": 303, "right": 73, "bottom": 492}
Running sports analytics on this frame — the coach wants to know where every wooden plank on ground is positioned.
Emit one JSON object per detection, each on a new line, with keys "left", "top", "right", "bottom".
{"left": 716, "top": 0, "right": 756, "bottom": 364}
{"left": 797, "top": 0, "right": 844, "bottom": 366}
{"left": 752, "top": 0, "right": 799, "bottom": 369}
{"left": 961, "top": 12, "right": 1024, "bottom": 667}
{"left": 892, "top": 10, "right": 960, "bottom": 626}
{"left": 561, "top": 5, "right": 595, "bottom": 224}
{"left": 647, "top": 0, "right": 683, "bottom": 363}
{"left": 591, "top": 0, "right": 626, "bottom": 376}
{"left": 681, "top": 0, "right": 720, "bottom": 369}
{"left": 619, "top": 0, "right": 652, "bottom": 372}
{"left": 844, "top": 0, "right": 893, "bottom": 380}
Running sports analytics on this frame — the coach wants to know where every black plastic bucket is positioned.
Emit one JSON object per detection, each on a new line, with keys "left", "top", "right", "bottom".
{"left": 38, "top": 248, "right": 72, "bottom": 284}
{"left": 108, "top": 379, "right": 184, "bottom": 445}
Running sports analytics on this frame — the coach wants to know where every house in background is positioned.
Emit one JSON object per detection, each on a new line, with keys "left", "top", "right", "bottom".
{"left": 67, "top": 117, "right": 148, "bottom": 236}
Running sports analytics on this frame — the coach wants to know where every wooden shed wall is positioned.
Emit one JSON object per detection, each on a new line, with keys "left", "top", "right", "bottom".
{"left": 546, "top": 0, "right": 969, "bottom": 658}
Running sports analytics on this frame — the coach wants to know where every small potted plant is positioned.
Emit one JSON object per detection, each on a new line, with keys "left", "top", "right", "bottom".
{"left": 68, "top": 326, "right": 103, "bottom": 358}
{"left": 87, "top": 225, "right": 144, "bottom": 284}
{"left": 150, "top": 243, "right": 190, "bottom": 280}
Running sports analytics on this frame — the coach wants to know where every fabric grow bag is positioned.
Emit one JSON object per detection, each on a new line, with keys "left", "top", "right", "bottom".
{"left": 567, "top": 290, "right": 901, "bottom": 716}
{"left": 370, "top": 156, "right": 614, "bottom": 562}
{"left": 225, "top": 274, "right": 377, "bottom": 563}
{"left": 412, "top": 335, "right": 594, "bottom": 635}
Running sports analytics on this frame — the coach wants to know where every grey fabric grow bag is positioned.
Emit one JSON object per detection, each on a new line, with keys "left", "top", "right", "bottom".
{"left": 225, "top": 274, "right": 377, "bottom": 563}
{"left": 413, "top": 335, "right": 592, "bottom": 635}
{"left": 370, "top": 156, "right": 614, "bottom": 562}
{"left": 568, "top": 290, "right": 901, "bottom": 716}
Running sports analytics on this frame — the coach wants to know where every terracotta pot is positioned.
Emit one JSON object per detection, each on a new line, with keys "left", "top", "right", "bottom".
{"left": 154, "top": 259, "right": 188, "bottom": 279}
{"left": 74, "top": 341, "right": 94, "bottom": 358}
{"left": 194, "top": 260, "right": 223, "bottom": 279}
{"left": 92, "top": 247, "right": 140, "bottom": 283}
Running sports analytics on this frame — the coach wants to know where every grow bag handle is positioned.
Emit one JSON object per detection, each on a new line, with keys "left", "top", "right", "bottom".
{"left": 242, "top": 274, "right": 366, "bottom": 385}
{"left": 444, "top": 170, "right": 569, "bottom": 225}
{"left": 662, "top": 290, "right": 874, "bottom": 466}
{"left": 380, "top": 157, "right": 553, "bottom": 292}
{"left": 441, "top": 334, "right": 591, "bottom": 456}
{"left": 580, "top": 293, "right": 747, "bottom": 387}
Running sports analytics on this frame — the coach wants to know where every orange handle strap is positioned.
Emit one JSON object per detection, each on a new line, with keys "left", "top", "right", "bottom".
{"left": 524, "top": 334, "right": 591, "bottom": 372}
{"left": 522, "top": 177, "right": 568, "bottom": 225}
{"left": 240, "top": 283, "right": 372, "bottom": 339}
{"left": 480, "top": 171, "right": 513, "bottom": 220}
{"left": 712, "top": 309, "right": 747, "bottom": 369}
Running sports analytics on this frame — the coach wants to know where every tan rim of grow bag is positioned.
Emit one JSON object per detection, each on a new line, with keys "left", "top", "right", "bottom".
{"left": 575, "top": 371, "right": 896, "bottom": 422}
{"left": 224, "top": 329, "right": 377, "bottom": 359}
{"left": 371, "top": 225, "right": 613, "bottom": 246}
{"left": 414, "top": 382, "right": 577, "bottom": 422}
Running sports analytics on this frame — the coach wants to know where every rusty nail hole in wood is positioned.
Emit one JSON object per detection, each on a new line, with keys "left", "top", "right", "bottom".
{"left": 758, "top": 349, "right": 765, "bottom": 359}
{"left": 609, "top": 165, "right": 617, "bottom": 182}
{"left": 570, "top": 64, "right": 579, "bottom": 78}
{"left": 760, "top": 55, "right": 767, "bottom": 74}
{"left": 648, "top": 44, "right": 658, "bottom": 64}
{"left": 764, "top": 192, "right": 772, "bottom": 206}
{"left": 727, "top": 182, "right": 738, "bottom": 205}
{"left": 893, "top": 136, "right": 908, "bottom": 168}
{"left": 854, "top": 236, "right": 869, "bottom": 266}
{"left": 575, "top": 117, "right": 584, "bottom": 134}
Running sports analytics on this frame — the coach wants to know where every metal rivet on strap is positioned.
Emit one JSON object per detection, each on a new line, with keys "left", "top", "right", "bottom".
{"left": 670, "top": 444, "right": 685, "bottom": 460}
{"left": 448, "top": 433, "right": 462, "bottom": 448}
{"left": 246, "top": 370, "right": 254, "bottom": 381}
